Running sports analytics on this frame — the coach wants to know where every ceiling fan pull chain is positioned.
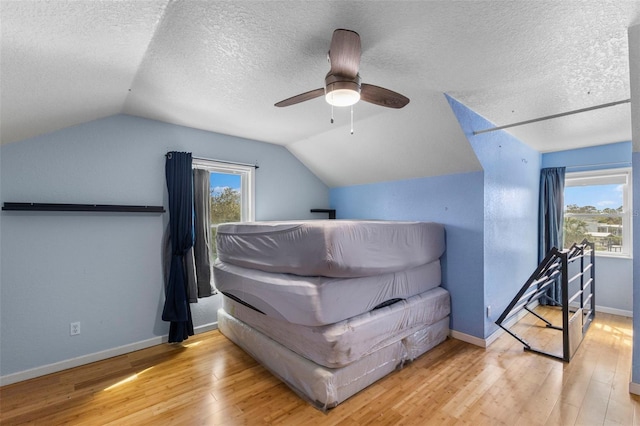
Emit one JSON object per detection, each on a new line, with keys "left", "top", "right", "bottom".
{"left": 351, "top": 106, "right": 354, "bottom": 135}
{"left": 331, "top": 104, "right": 334, "bottom": 124}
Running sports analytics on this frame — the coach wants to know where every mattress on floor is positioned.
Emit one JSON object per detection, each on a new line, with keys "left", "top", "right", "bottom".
{"left": 222, "top": 287, "right": 450, "bottom": 368}
{"left": 216, "top": 220, "right": 445, "bottom": 277}
{"left": 217, "top": 308, "right": 449, "bottom": 411}
{"left": 214, "top": 258, "right": 442, "bottom": 326}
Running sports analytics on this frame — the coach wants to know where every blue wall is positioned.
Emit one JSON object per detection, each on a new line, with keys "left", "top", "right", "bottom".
{"left": 330, "top": 95, "right": 542, "bottom": 340}
{"left": 0, "top": 114, "right": 329, "bottom": 378}
{"left": 542, "top": 141, "right": 632, "bottom": 171}
{"left": 329, "top": 96, "right": 632, "bottom": 343}
{"left": 633, "top": 152, "right": 640, "bottom": 383}
{"left": 446, "top": 96, "right": 542, "bottom": 337}
{"left": 543, "top": 141, "right": 633, "bottom": 316}
{"left": 331, "top": 171, "right": 485, "bottom": 338}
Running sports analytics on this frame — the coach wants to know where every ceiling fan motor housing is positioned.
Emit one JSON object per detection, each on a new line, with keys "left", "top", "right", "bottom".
{"left": 325, "top": 74, "right": 361, "bottom": 106}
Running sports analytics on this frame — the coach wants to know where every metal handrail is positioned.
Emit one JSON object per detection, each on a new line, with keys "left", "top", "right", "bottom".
{"left": 495, "top": 240, "right": 595, "bottom": 362}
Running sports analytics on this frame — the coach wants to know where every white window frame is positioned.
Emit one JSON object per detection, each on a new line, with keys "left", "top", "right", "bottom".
{"left": 192, "top": 158, "right": 255, "bottom": 223}
{"left": 564, "top": 167, "right": 632, "bottom": 258}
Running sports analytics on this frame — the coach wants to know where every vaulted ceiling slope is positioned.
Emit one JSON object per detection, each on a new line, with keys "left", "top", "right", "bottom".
{"left": 1, "top": 1, "right": 638, "bottom": 187}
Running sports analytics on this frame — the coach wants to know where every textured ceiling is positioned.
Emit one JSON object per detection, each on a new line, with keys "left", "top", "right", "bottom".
{"left": 1, "top": 1, "right": 639, "bottom": 187}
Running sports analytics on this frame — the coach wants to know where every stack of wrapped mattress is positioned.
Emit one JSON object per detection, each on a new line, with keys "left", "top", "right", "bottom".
{"left": 213, "top": 220, "right": 450, "bottom": 410}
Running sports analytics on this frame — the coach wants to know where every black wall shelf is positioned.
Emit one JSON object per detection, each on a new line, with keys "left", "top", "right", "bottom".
{"left": 2, "top": 203, "right": 165, "bottom": 213}
{"left": 310, "top": 209, "right": 336, "bottom": 219}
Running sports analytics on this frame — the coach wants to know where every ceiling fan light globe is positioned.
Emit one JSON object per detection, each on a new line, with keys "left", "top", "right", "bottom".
{"left": 326, "top": 89, "right": 360, "bottom": 107}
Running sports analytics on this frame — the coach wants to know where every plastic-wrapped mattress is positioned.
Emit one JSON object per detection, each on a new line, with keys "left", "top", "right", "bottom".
{"left": 218, "top": 308, "right": 449, "bottom": 410}
{"left": 222, "top": 287, "right": 450, "bottom": 368}
{"left": 216, "top": 220, "right": 445, "bottom": 277}
{"left": 214, "top": 258, "right": 442, "bottom": 326}
{"left": 403, "top": 317, "right": 450, "bottom": 361}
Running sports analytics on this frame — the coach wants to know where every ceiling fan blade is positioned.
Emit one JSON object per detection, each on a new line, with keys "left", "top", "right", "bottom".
{"left": 274, "top": 88, "right": 325, "bottom": 107}
{"left": 360, "top": 84, "right": 410, "bottom": 109}
{"left": 329, "top": 29, "right": 361, "bottom": 78}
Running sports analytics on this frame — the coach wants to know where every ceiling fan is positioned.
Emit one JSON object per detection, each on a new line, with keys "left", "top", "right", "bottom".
{"left": 274, "top": 29, "right": 410, "bottom": 110}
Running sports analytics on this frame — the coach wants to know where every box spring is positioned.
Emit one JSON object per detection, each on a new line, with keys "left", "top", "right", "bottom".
{"left": 217, "top": 308, "right": 449, "bottom": 411}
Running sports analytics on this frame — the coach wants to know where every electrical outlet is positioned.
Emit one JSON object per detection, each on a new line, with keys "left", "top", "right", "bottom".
{"left": 70, "top": 322, "right": 81, "bottom": 336}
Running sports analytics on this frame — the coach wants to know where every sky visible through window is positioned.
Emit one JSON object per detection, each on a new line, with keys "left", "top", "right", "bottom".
{"left": 210, "top": 172, "right": 240, "bottom": 194}
{"left": 564, "top": 184, "right": 622, "bottom": 210}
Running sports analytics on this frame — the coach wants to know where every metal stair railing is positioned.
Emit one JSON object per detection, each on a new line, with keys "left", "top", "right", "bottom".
{"left": 495, "top": 240, "right": 595, "bottom": 362}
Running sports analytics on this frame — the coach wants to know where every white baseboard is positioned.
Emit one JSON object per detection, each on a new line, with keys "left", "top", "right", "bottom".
{"left": 195, "top": 322, "right": 219, "bottom": 334}
{"left": 629, "top": 381, "right": 640, "bottom": 395}
{"left": 450, "top": 301, "right": 542, "bottom": 349}
{"left": 0, "top": 322, "right": 218, "bottom": 387}
{"left": 596, "top": 305, "right": 633, "bottom": 318}
{"left": 484, "top": 301, "right": 541, "bottom": 348}
{"left": 449, "top": 330, "right": 487, "bottom": 348}
{"left": 484, "top": 327, "right": 504, "bottom": 348}
{"left": 4, "top": 306, "right": 630, "bottom": 387}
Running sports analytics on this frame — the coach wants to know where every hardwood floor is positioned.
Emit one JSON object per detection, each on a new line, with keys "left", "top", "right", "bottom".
{"left": 1, "top": 310, "right": 638, "bottom": 425}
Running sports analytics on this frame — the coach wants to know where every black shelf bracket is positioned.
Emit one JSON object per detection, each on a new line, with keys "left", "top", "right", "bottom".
{"left": 310, "top": 209, "right": 336, "bottom": 219}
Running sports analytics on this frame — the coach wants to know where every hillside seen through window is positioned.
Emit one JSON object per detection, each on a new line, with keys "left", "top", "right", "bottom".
{"left": 563, "top": 168, "right": 630, "bottom": 257}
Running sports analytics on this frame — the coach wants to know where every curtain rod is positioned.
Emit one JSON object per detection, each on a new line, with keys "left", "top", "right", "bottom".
{"left": 473, "top": 99, "right": 631, "bottom": 136}
{"left": 166, "top": 153, "right": 258, "bottom": 169}
{"left": 193, "top": 156, "right": 259, "bottom": 169}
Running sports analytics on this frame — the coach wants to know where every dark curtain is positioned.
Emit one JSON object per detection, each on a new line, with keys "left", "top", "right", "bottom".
{"left": 193, "top": 168, "right": 215, "bottom": 297}
{"left": 538, "top": 167, "right": 565, "bottom": 305}
{"left": 162, "top": 151, "right": 195, "bottom": 343}
{"left": 185, "top": 248, "right": 198, "bottom": 303}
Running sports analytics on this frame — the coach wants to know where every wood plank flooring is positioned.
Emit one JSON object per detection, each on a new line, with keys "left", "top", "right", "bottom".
{"left": 1, "top": 310, "right": 638, "bottom": 425}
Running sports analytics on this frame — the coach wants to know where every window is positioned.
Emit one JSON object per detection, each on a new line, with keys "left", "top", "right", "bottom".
{"left": 192, "top": 159, "right": 255, "bottom": 261}
{"left": 563, "top": 168, "right": 632, "bottom": 257}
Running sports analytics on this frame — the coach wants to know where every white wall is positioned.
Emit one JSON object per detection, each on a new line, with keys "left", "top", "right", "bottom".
{"left": 0, "top": 114, "right": 329, "bottom": 381}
